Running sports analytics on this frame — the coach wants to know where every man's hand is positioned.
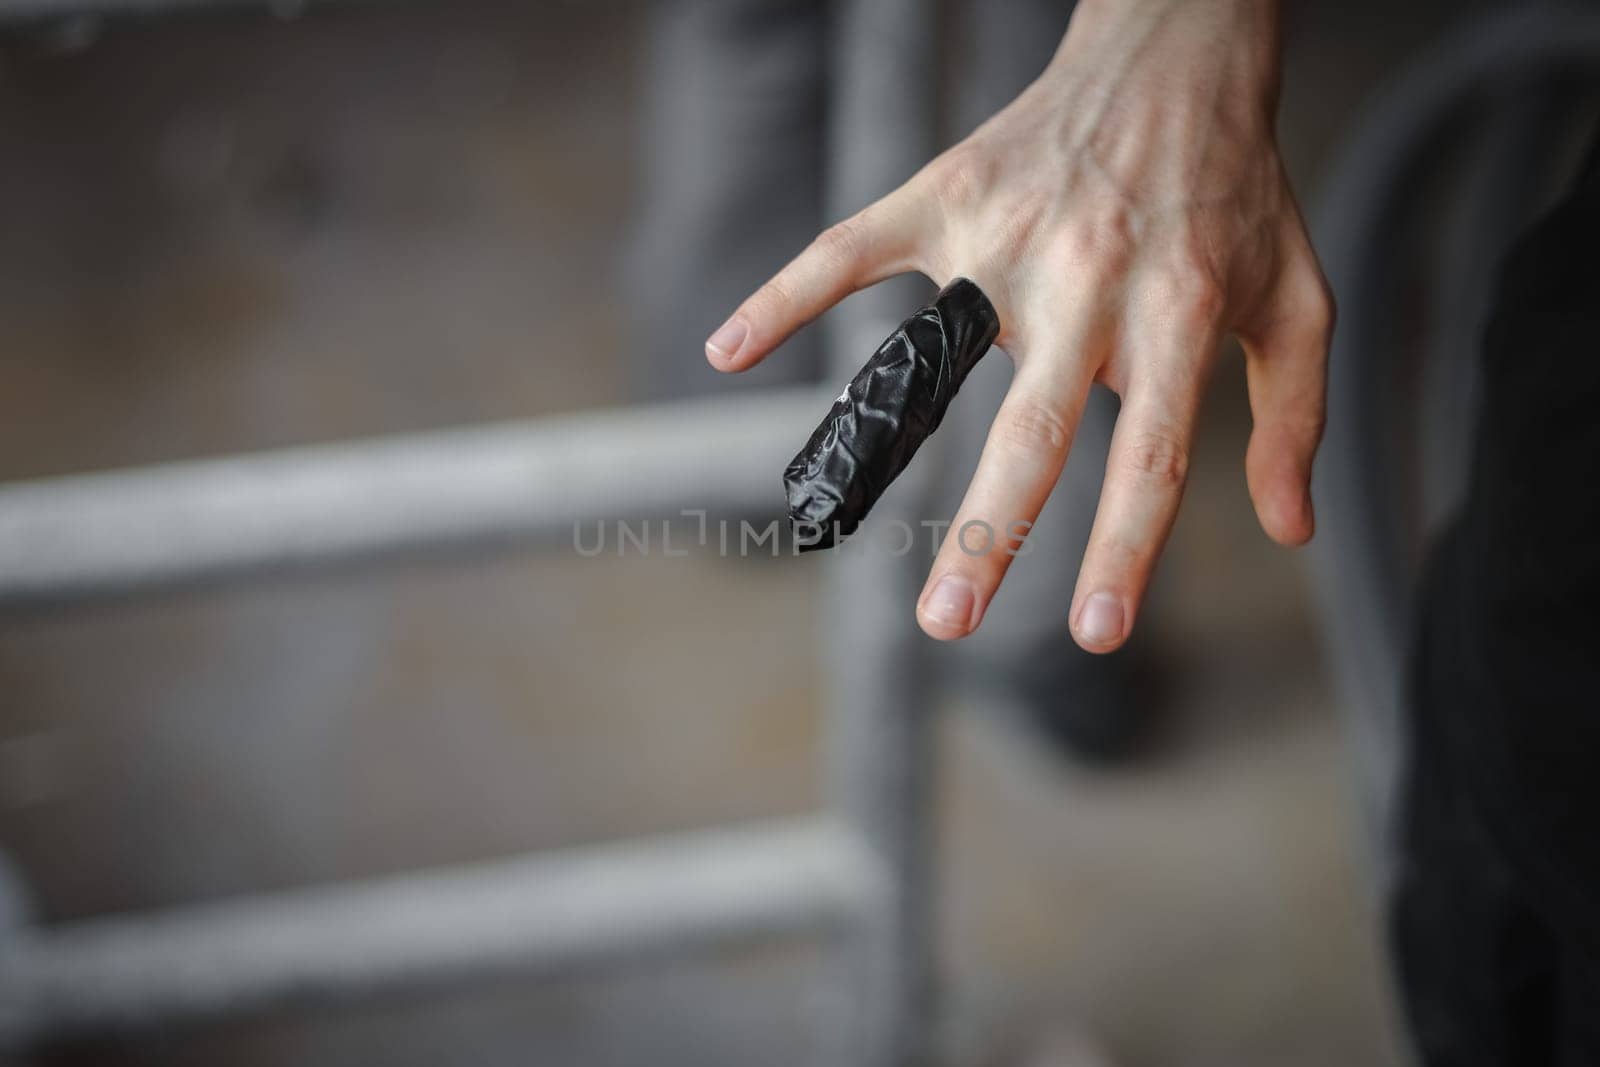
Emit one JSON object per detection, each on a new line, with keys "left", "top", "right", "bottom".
{"left": 704, "top": 0, "right": 1333, "bottom": 653}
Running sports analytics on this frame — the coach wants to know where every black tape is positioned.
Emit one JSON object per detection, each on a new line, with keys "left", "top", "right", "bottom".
{"left": 784, "top": 277, "right": 1000, "bottom": 551}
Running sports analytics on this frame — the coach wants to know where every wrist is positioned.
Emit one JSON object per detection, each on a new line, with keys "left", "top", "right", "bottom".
{"left": 1054, "top": 0, "right": 1283, "bottom": 112}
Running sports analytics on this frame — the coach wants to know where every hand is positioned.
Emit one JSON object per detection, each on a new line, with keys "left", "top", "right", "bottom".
{"left": 705, "top": 0, "right": 1333, "bottom": 654}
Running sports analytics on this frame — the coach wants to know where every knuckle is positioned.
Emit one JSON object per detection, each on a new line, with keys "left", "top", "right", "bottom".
{"left": 1053, "top": 212, "right": 1134, "bottom": 278}
{"left": 1270, "top": 399, "right": 1327, "bottom": 460}
{"left": 999, "top": 187, "right": 1050, "bottom": 244}
{"left": 1305, "top": 279, "right": 1337, "bottom": 341}
{"left": 753, "top": 274, "right": 796, "bottom": 313}
{"left": 999, "top": 399, "right": 1072, "bottom": 455}
{"left": 1091, "top": 533, "right": 1145, "bottom": 575}
{"left": 813, "top": 218, "right": 866, "bottom": 272}
{"left": 1281, "top": 263, "right": 1336, "bottom": 347}
{"left": 1297, "top": 398, "right": 1329, "bottom": 448}
{"left": 1120, "top": 429, "right": 1190, "bottom": 489}
{"left": 1164, "top": 268, "right": 1227, "bottom": 327}
{"left": 923, "top": 144, "right": 986, "bottom": 206}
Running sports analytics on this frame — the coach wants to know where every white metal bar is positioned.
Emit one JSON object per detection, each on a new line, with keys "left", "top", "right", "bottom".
{"left": 0, "top": 818, "right": 883, "bottom": 1046}
{"left": 0, "top": 387, "right": 824, "bottom": 605}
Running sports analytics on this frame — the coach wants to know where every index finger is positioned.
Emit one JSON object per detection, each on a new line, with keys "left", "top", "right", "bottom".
{"left": 705, "top": 188, "right": 932, "bottom": 372}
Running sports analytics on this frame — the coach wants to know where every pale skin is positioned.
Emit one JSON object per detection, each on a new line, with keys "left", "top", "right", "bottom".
{"left": 704, "top": 0, "right": 1334, "bottom": 654}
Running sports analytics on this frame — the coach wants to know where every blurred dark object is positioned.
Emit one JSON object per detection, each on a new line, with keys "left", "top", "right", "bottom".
{"left": 995, "top": 636, "right": 1164, "bottom": 767}
{"left": 1310, "top": 3, "right": 1600, "bottom": 883}
{"left": 1396, "top": 132, "right": 1600, "bottom": 1067}
{"left": 785, "top": 277, "right": 999, "bottom": 550}
{"left": 1022, "top": 643, "right": 1163, "bottom": 767}
{"left": 1306, "top": 5, "right": 1600, "bottom": 1065}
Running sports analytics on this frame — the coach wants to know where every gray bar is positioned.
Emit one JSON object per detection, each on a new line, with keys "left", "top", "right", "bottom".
{"left": 0, "top": 819, "right": 882, "bottom": 1046}
{"left": 0, "top": 387, "right": 823, "bottom": 605}
{"left": 821, "top": 2, "right": 938, "bottom": 1066}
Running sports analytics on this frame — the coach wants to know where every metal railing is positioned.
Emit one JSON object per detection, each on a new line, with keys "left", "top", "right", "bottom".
{"left": 0, "top": 387, "right": 824, "bottom": 606}
{"left": 0, "top": 821, "right": 880, "bottom": 1041}
{"left": 0, "top": 386, "right": 912, "bottom": 1058}
{"left": 0, "top": 1, "right": 941, "bottom": 1064}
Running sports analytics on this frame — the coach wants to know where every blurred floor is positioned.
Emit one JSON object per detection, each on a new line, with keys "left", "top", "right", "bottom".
{"left": 0, "top": 1, "right": 1469, "bottom": 1064}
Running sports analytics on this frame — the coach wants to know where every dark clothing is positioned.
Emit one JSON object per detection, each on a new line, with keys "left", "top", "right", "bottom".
{"left": 1395, "top": 133, "right": 1600, "bottom": 1066}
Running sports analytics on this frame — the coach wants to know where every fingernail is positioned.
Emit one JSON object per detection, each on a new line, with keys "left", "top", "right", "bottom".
{"left": 1075, "top": 592, "right": 1125, "bottom": 648}
{"left": 923, "top": 575, "right": 978, "bottom": 634}
{"left": 706, "top": 317, "right": 749, "bottom": 362}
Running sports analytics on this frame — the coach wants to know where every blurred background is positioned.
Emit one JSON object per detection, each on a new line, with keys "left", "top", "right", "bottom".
{"left": 0, "top": 0, "right": 1584, "bottom": 1064}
